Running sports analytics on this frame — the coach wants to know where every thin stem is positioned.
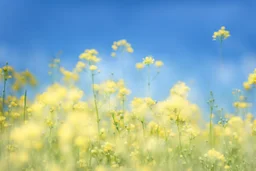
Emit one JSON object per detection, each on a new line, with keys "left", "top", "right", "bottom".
{"left": 2, "top": 80, "right": 7, "bottom": 116}
{"left": 2, "top": 63, "right": 9, "bottom": 117}
{"left": 23, "top": 90, "right": 27, "bottom": 122}
{"left": 141, "top": 119, "right": 145, "bottom": 137}
{"left": 147, "top": 65, "right": 151, "bottom": 97}
{"left": 219, "top": 39, "right": 223, "bottom": 66}
{"left": 111, "top": 113, "right": 120, "bottom": 135}
{"left": 209, "top": 106, "right": 213, "bottom": 148}
{"left": 91, "top": 72, "right": 100, "bottom": 137}
{"left": 121, "top": 98, "right": 125, "bottom": 126}
{"left": 151, "top": 71, "right": 159, "bottom": 82}
{"left": 176, "top": 116, "right": 182, "bottom": 151}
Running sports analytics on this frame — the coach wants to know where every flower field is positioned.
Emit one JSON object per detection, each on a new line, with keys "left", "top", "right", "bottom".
{"left": 1, "top": 26, "right": 256, "bottom": 171}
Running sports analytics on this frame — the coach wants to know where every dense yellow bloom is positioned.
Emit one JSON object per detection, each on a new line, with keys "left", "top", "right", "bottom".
{"left": 170, "top": 81, "right": 190, "bottom": 98}
{"left": 143, "top": 56, "right": 155, "bottom": 65}
{"left": 204, "top": 148, "right": 225, "bottom": 162}
{"left": 212, "top": 26, "right": 230, "bottom": 40}
{"left": 243, "top": 70, "right": 256, "bottom": 90}
{"left": 144, "top": 97, "right": 156, "bottom": 107}
{"left": 60, "top": 67, "right": 79, "bottom": 83}
{"left": 131, "top": 97, "right": 144, "bottom": 108}
{"left": 4, "top": 32, "right": 256, "bottom": 171}
{"left": 118, "top": 87, "right": 131, "bottom": 99}
{"left": 103, "top": 142, "right": 114, "bottom": 153}
{"left": 102, "top": 80, "right": 117, "bottom": 94}
{"left": 89, "top": 65, "right": 98, "bottom": 71}
{"left": 79, "top": 49, "right": 100, "bottom": 63}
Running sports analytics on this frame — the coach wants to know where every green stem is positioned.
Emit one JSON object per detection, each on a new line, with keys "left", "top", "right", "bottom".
{"left": 2, "top": 78, "right": 7, "bottom": 116}
{"left": 111, "top": 113, "right": 120, "bottom": 135}
{"left": 2, "top": 63, "right": 9, "bottom": 116}
{"left": 23, "top": 90, "right": 27, "bottom": 121}
{"left": 141, "top": 119, "right": 145, "bottom": 137}
{"left": 151, "top": 72, "right": 159, "bottom": 82}
{"left": 91, "top": 72, "right": 100, "bottom": 137}
{"left": 176, "top": 116, "right": 182, "bottom": 152}
{"left": 147, "top": 65, "right": 151, "bottom": 97}
{"left": 209, "top": 107, "right": 213, "bottom": 148}
{"left": 220, "top": 39, "right": 223, "bottom": 66}
{"left": 121, "top": 98, "right": 125, "bottom": 126}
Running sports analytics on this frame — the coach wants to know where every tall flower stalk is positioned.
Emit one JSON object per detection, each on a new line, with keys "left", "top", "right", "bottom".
{"left": 23, "top": 90, "right": 27, "bottom": 122}
{"left": 136, "top": 56, "right": 163, "bottom": 97}
{"left": 79, "top": 49, "right": 101, "bottom": 137}
{"left": 147, "top": 65, "right": 151, "bottom": 97}
{"left": 90, "top": 65, "right": 100, "bottom": 137}
{"left": 212, "top": 26, "right": 230, "bottom": 65}
{"left": 1, "top": 63, "right": 9, "bottom": 115}
{"left": 207, "top": 91, "right": 217, "bottom": 148}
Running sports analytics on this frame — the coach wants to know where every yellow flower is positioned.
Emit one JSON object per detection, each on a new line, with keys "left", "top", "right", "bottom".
{"left": 120, "top": 39, "right": 127, "bottom": 45}
{"left": 127, "top": 47, "right": 134, "bottom": 53}
{"left": 170, "top": 81, "right": 190, "bottom": 98}
{"left": 103, "top": 142, "right": 114, "bottom": 153}
{"left": 79, "top": 49, "right": 100, "bottom": 63}
{"left": 112, "top": 44, "right": 118, "bottom": 51}
{"left": 212, "top": 26, "right": 230, "bottom": 40}
{"left": 248, "top": 73, "right": 256, "bottom": 84}
{"left": 93, "top": 84, "right": 100, "bottom": 91}
{"left": 74, "top": 61, "right": 86, "bottom": 73}
{"left": 111, "top": 39, "right": 134, "bottom": 54}
{"left": 155, "top": 60, "right": 164, "bottom": 67}
{"left": 243, "top": 82, "right": 251, "bottom": 90}
{"left": 89, "top": 65, "right": 98, "bottom": 71}
{"left": 144, "top": 97, "right": 156, "bottom": 106}
{"left": 205, "top": 148, "right": 225, "bottom": 162}
{"left": 118, "top": 87, "right": 131, "bottom": 99}
{"left": 143, "top": 56, "right": 155, "bottom": 65}
{"left": 136, "top": 63, "right": 144, "bottom": 69}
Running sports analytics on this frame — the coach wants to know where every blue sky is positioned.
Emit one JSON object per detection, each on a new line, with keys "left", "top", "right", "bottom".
{"left": 1, "top": 0, "right": 256, "bottom": 120}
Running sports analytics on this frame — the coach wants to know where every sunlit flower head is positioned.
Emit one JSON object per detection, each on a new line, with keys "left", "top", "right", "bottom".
{"left": 155, "top": 60, "right": 164, "bottom": 68}
{"left": 243, "top": 82, "right": 251, "bottom": 90}
{"left": 111, "top": 39, "right": 134, "bottom": 55}
{"left": 79, "top": 49, "right": 100, "bottom": 63}
{"left": 143, "top": 56, "right": 155, "bottom": 65}
{"left": 89, "top": 65, "right": 98, "bottom": 71}
{"left": 212, "top": 26, "right": 230, "bottom": 41}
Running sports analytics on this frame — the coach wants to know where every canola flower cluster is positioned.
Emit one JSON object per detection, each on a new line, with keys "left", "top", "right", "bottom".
{"left": 243, "top": 69, "right": 256, "bottom": 90}
{"left": 136, "top": 56, "right": 163, "bottom": 69}
{"left": 1, "top": 27, "right": 256, "bottom": 171}
{"left": 212, "top": 26, "right": 230, "bottom": 41}
{"left": 111, "top": 39, "right": 134, "bottom": 57}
